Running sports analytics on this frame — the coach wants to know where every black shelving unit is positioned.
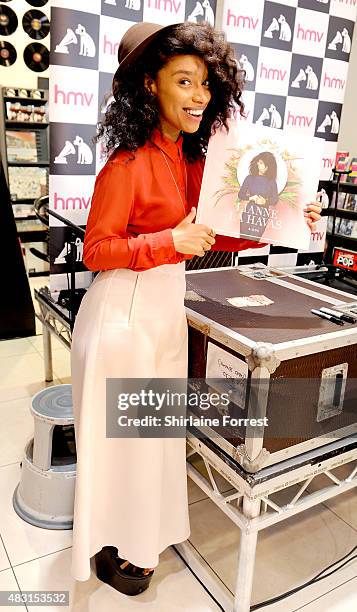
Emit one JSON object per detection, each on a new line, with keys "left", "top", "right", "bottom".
{"left": 0, "top": 85, "right": 50, "bottom": 275}
{"left": 319, "top": 173, "right": 357, "bottom": 284}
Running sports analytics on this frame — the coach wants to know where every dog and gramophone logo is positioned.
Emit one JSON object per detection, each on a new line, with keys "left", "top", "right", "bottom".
{"left": 288, "top": 54, "right": 323, "bottom": 99}
{"left": 298, "top": 0, "right": 330, "bottom": 15}
{"left": 314, "top": 101, "right": 342, "bottom": 142}
{"left": 50, "top": 8, "right": 99, "bottom": 70}
{"left": 185, "top": 0, "right": 216, "bottom": 25}
{"left": 253, "top": 93, "right": 286, "bottom": 130}
{"left": 325, "top": 15, "right": 354, "bottom": 62}
{"left": 50, "top": 124, "right": 96, "bottom": 176}
{"left": 231, "top": 43, "right": 259, "bottom": 92}
{"left": 260, "top": 2, "right": 296, "bottom": 52}
{"left": 101, "top": 0, "right": 144, "bottom": 22}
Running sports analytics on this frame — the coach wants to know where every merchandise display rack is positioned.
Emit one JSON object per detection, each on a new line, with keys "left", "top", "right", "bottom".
{"left": 0, "top": 85, "right": 49, "bottom": 248}
{"left": 321, "top": 172, "right": 357, "bottom": 273}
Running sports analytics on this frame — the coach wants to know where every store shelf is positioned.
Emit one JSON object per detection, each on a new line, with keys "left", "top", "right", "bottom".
{"left": 327, "top": 232, "right": 357, "bottom": 243}
{"left": 5, "top": 121, "right": 48, "bottom": 128}
{"left": 323, "top": 208, "right": 357, "bottom": 220}
{"left": 320, "top": 180, "right": 357, "bottom": 195}
{"left": 8, "top": 161, "right": 49, "bottom": 167}
{"left": 4, "top": 96, "right": 47, "bottom": 103}
{"left": 11, "top": 198, "right": 36, "bottom": 204}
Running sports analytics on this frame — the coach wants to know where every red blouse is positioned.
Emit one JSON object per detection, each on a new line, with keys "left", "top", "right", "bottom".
{"left": 83, "top": 128, "right": 266, "bottom": 271}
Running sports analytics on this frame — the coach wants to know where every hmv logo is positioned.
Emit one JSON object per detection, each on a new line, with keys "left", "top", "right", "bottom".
{"left": 260, "top": 64, "right": 287, "bottom": 82}
{"left": 54, "top": 85, "right": 93, "bottom": 107}
{"left": 328, "top": 27, "right": 351, "bottom": 53}
{"left": 296, "top": 24, "right": 324, "bottom": 43}
{"left": 147, "top": 0, "right": 182, "bottom": 13}
{"left": 103, "top": 34, "right": 119, "bottom": 56}
{"left": 322, "top": 157, "right": 335, "bottom": 168}
{"left": 226, "top": 11, "right": 259, "bottom": 30}
{"left": 323, "top": 73, "right": 345, "bottom": 89}
{"left": 310, "top": 231, "right": 325, "bottom": 242}
{"left": 54, "top": 136, "right": 93, "bottom": 165}
{"left": 286, "top": 111, "right": 313, "bottom": 129}
{"left": 264, "top": 15, "right": 292, "bottom": 42}
{"left": 54, "top": 193, "right": 91, "bottom": 212}
{"left": 55, "top": 25, "right": 96, "bottom": 57}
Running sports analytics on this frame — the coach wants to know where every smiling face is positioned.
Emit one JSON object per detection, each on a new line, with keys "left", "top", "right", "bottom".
{"left": 257, "top": 159, "right": 268, "bottom": 175}
{"left": 145, "top": 54, "right": 212, "bottom": 142}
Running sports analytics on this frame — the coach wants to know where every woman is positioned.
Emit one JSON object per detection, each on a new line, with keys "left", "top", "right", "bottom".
{"left": 238, "top": 151, "right": 279, "bottom": 239}
{"left": 70, "top": 21, "right": 321, "bottom": 596}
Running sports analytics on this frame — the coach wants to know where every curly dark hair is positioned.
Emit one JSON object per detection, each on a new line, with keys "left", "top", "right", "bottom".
{"left": 249, "top": 152, "right": 277, "bottom": 181}
{"left": 96, "top": 22, "right": 246, "bottom": 162}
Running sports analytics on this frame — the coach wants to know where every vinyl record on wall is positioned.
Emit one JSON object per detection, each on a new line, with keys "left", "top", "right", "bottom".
{"left": 25, "top": 0, "right": 49, "bottom": 7}
{"left": 22, "top": 10, "right": 49, "bottom": 40}
{"left": 0, "top": 5, "right": 18, "bottom": 36}
{"left": 23, "top": 42, "right": 49, "bottom": 72}
{"left": 0, "top": 40, "right": 16, "bottom": 67}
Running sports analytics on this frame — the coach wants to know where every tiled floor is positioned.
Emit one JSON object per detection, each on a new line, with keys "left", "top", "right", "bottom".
{"left": 0, "top": 275, "right": 357, "bottom": 611}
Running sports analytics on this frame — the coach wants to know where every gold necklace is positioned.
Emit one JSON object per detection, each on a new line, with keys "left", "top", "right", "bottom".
{"left": 160, "top": 149, "right": 187, "bottom": 217}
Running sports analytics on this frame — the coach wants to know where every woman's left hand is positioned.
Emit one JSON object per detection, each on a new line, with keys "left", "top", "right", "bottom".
{"left": 304, "top": 200, "right": 322, "bottom": 232}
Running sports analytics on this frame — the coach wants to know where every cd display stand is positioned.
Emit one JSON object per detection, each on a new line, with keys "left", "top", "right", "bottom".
{"left": 0, "top": 85, "right": 49, "bottom": 274}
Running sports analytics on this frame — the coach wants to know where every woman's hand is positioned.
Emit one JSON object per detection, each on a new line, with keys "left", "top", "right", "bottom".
{"left": 172, "top": 207, "right": 215, "bottom": 257}
{"left": 255, "top": 195, "right": 267, "bottom": 206}
{"left": 249, "top": 195, "right": 267, "bottom": 206}
{"left": 304, "top": 200, "right": 322, "bottom": 232}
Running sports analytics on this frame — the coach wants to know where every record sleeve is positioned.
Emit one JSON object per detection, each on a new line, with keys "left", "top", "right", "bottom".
{"left": 6, "top": 130, "right": 38, "bottom": 162}
{"left": 196, "top": 120, "right": 324, "bottom": 250}
{"left": 9, "top": 166, "right": 48, "bottom": 201}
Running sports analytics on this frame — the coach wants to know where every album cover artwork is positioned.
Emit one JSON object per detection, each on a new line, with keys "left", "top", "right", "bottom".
{"left": 196, "top": 121, "right": 324, "bottom": 250}
{"left": 8, "top": 166, "right": 47, "bottom": 200}
{"left": 6, "top": 130, "right": 37, "bottom": 162}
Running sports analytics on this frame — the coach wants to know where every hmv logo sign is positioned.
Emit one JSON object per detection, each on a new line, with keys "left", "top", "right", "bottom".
{"left": 253, "top": 94, "right": 286, "bottom": 130}
{"left": 51, "top": 7, "right": 99, "bottom": 70}
{"left": 101, "top": 0, "right": 143, "bottom": 21}
{"left": 50, "top": 124, "right": 96, "bottom": 175}
{"left": 261, "top": 5, "right": 296, "bottom": 51}
{"left": 226, "top": 11, "right": 260, "bottom": 30}
{"left": 315, "top": 101, "right": 342, "bottom": 142}
{"left": 53, "top": 194, "right": 91, "bottom": 212}
{"left": 288, "top": 55, "right": 322, "bottom": 99}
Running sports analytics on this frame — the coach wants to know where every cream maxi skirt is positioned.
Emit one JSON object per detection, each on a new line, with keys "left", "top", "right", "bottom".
{"left": 70, "top": 262, "right": 190, "bottom": 581}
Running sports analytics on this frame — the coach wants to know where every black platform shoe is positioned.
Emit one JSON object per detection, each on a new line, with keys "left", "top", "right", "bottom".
{"left": 94, "top": 546, "right": 155, "bottom": 596}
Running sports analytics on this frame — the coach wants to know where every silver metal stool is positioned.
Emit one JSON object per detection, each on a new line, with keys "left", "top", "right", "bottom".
{"left": 13, "top": 384, "right": 76, "bottom": 529}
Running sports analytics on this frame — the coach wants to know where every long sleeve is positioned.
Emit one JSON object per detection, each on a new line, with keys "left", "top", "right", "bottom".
{"left": 237, "top": 176, "right": 251, "bottom": 201}
{"left": 83, "top": 160, "right": 180, "bottom": 272}
{"left": 266, "top": 179, "right": 278, "bottom": 207}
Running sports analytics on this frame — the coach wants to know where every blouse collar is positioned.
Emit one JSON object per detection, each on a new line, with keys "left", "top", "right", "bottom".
{"left": 150, "top": 126, "right": 183, "bottom": 162}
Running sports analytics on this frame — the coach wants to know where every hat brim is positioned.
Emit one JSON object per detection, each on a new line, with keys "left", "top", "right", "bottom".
{"left": 114, "top": 22, "right": 180, "bottom": 81}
